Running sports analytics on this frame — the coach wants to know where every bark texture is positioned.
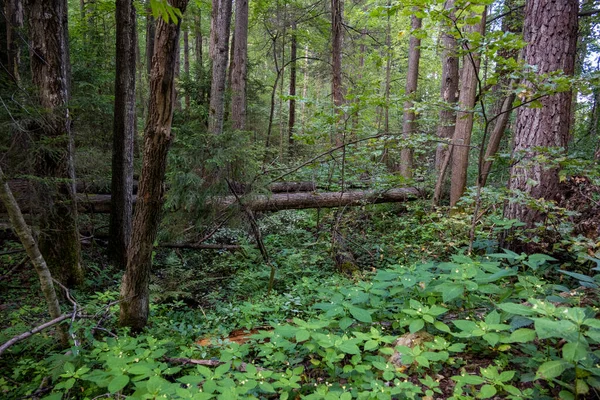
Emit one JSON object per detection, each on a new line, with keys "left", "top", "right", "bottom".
{"left": 449, "top": 10, "right": 486, "bottom": 207}
{"left": 208, "top": 0, "right": 232, "bottom": 134}
{"left": 119, "top": 0, "right": 189, "bottom": 331}
{"left": 0, "top": 167, "right": 68, "bottom": 346}
{"left": 331, "top": 0, "right": 344, "bottom": 145}
{"left": 288, "top": 21, "right": 297, "bottom": 156}
{"left": 399, "top": 14, "right": 422, "bottom": 178}
{"left": 504, "top": 0, "right": 577, "bottom": 228}
{"left": 5, "top": 0, "right": 23, "bottom": 82}
{"left": 230, "top": 0, "right": 248, "bottom": 130}
{"left": 27, "top": 0, "right": 83, "bottom": 286}
{"left": 110, "top": 0, "right": 137, "bottom": 270}
{"left": 434, "top": 0, "right": 458, "bottom": 172}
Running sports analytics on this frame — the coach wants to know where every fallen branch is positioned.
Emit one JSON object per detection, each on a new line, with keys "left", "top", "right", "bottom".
{"left": 0, "top": 314, "right": 71, "bottom": 356}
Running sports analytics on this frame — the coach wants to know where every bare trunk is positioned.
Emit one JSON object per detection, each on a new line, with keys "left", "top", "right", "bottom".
{"left": 0, "top": 167, "right": 68, "bottom": 346}
{"left": 119, "top": 0, "right": 189, "bottom": 331}
{"left": 184, "top": 29, "right": 190, "bottom": 110}
{"left": 435, "top": 0, "right": 458, "bottom": 173}
{"left": 287, "top": 21, "right": 297, "bottom": 157}
{"left": 230, "top": 0, "right": 248, "bottom": 130}
{"left": 110, "top": 0, "right": 136, "bottom": 270}
{"left": 5, "top": 0, "right": 23, "bottom": 82}
{"left": 146, "top": 6, "right": 155, "bottom": 77}
{"left": 208, "top": 0, "right": 232, "bottom": 135}
{"left": 449, "top": 10, "right": 486, "bottom": 207}
{"left": 331, "top": 0, "right": 344, "bottom": 145}
{"left": 27, "top": 0, "right": 83, "bottom": 287}
{"left": 504, "top": 0, "right": 577, "bottom": 231}
{"left": 399, "top": 14, "right": 422, "bottom": 178}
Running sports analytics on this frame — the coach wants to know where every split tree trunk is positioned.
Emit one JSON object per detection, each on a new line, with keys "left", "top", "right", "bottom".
{"left": 110, "top": 0, "right": 137, "bottom": 270}
{"left": 504, "top": 0, "right": 577, "bottom": 229}
{"left": 449, "top": 9, "right": 486, "bottom": 207}
{"left": 119, "top": 0, "right": 189, "bottom": 331}
{"left": 399, "top": 14, "right": 422, "bottom": 179}
{"left": 27, "top": 0, "right": 83, "bottom": 286}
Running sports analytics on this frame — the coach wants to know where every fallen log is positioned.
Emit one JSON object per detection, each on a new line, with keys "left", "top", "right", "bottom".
{"left": 74, "top": 187, "right": 421, "bottom": 213}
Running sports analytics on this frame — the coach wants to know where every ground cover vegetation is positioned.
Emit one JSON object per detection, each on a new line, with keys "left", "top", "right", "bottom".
{"left": 1, "top": 0, "right": 600, "bottom": 398}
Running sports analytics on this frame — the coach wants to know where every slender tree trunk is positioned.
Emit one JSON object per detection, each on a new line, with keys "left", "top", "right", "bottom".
{"left": 184, "top": 29, "right": 190, "bottom": 110}
{"left": 27, "top": 0, "right": 83, "bottom": 287}
{"left": 194, "top": 12, "right": 206, "bottom": 110}
{"left": 287, "top": 21, "right": 297, "bottom": 157}
{"left": 208, "top": 0, "right": 232, "bottom": 134}
{"left": 119, "top": 0, "right": 189, "bottom": 331}
{"left": 435, "top": 0, "right": 458, "bottom": 172}
{"left": 110, "top": 0, "right": 136, "bottom": 270}
{"left": 5, "top": 0, "right": 23, "bottom": 83}
{"left": 331, "top": 0, "right": 344, "bottom": 145}
{"left": 146, "top": 6, "right": 155, "bottom": 77}
{"left": 301, "top": 44, "right": 309, "bottom": 136}
{"left": 504, "top": 0, "right": 577, "bottom": 230}
{"left": 399, "top": 14, "right": 422, "bottom": 179}
{"left": 449, "top": 9, "right": 486, "bottom": 207}
{"left": 0, "top": 167, "right": 68, "bottom": 346}
{"left": 230, "top": 0, "right": 248, "bottom": 130}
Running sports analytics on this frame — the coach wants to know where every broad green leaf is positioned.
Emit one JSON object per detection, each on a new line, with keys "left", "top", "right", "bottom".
{"left": 338, "top": 317, "right": 354, "bottom": 330}
{"left": 533, "top": 318, "right": 578, "bottom": 342}
{"left": 127, "top": 365, "right": 153, "bottom": 375}
{"left": 295, "top": 329, "right": 310, "bottom": 342}
{"left": 453, "top": 320, "right": 478, "bottom": 332}
{"left": 478, "top": 384, "right": 497, "bottom": 399}
{"left": 364, "top": 340, "right": 379, "bottom": 351}
{"left": 562, "top": 340, "right": 589, "bottom": 362}
{"left": 348, "top": 306, "right": 372, "bottom": 323}
{"left": 536, "top": 360, "right": 572, "bottom": 380}
{"left": 108, "top": 375, "right": 130, "bottom": 393}
{"left": 434, "top": 321, "right": 451, "bottom": 333}
{"left": 507, "top": 328, "right": 535, "bottom": 343}
{"left": 409, "top": 319, "right": 425, "bottom": 333}
{"left": 337, "top": 341, "right": 360, "bottom": 355}
{"left": 498, "top": 303, "right": 535, "bottom": 316}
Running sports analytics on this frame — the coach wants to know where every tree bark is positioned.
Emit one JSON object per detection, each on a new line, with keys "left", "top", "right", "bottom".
{"left": 110, "top": 0, "right": 137, "bottom": 270}
{"left": 146, "top": 4, "right": 155, "bottom": 77}
{"left": 287, "top": 21, "right": 297, "bottom": 157}
{"left": 449, "top": 9, "right": 486, "bottom": 207}
{"left": 230, "top": 0, "right": 248, "bottom": 130}
{"left": 5, "top": 0, "right": 23, "bottom": 82}
{"left": 184, "top": 29, "right": 190, "bottom": 110}
{"left": 119, "top": 0, "right": 189, "bottom": 332}
{"left": 504, "top": 0, "right": 577, "bottom": 229}
{"left": 27, "top": 0, "right": 83, "bottom": 287}
{"left": 208, "top": 0, "right": 232, "bottom": 135}
{"left": 0, "top": 166, "right": 68, "bottom": 346}
{"left": 331, "top": 0, "right": 344, "bottom": 145}
{"left": 435, "top": 0, "right": 458, "bottom": 172}
{"left": 399, "top": 14, "right": 422, "bottom": 179}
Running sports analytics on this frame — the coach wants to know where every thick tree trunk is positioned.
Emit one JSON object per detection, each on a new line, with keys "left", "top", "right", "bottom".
{"left": 119, "top": 0, "right": 189, "bottom": 332}
{"left": 208, "top": 0, "right": 232, "bottom": 135}
{"left": 504, "top": 0, "right": 577, "bottom": 229}
{"left": 399, "top": 14, "right": 422, "bottom": 179}
{"left": 110, "top": 0, "right": 136, "bottom": 270}
{"left": 230, "top": 0, "right": 248, "bottom": 130}
{"left": 287, "top": 21, "right": 297, "bottom": 157}
{"left": 449, "top": 10, "right": 486, "bottom": 207}
{"left": 435, "top": 0, "right": 458, "bottom": 172}
{"left": 27, "top": 0, "right": 83, "bottom": 287}
{"left": 331, "top": 0, "right": 344, "bottom": 145}
{"left": 5, "top": 0, "right": 23, "bottom": 82}
{"left": 0, "top": 167, "right": 68, "bottom": 346}
{"left": 146, "top": 5, "right": 155, "bottom": 77}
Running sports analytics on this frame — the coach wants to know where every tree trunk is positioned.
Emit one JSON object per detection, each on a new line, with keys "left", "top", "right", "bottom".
{"left": 110, "top": 0, "right": 136, "bottom": 270}
{"left": 119, "top": 0, "right": 189, "bottom": 332}
{"left": 449, "top": 9, "right": 486, "bottom": 207}
{"left": 184, "top": 29, "right": 190, "bottom": 110}
{"left": 287, "top": 21, "right": 297, "bottom": 157}
{"left": 504, "top": 0, "right": 577, "bottom": 229}
{"left": 5, "top": 0, "right": 23, "bottom": 82}
{"left": 399, "top": 14, "right": 422, "bottom": 179}
{"left": 230, "top": 0, "right": 248, "bottom": 130}
{"left": 194, "top": 11, "right": 206, "bottom": 110}
{"left": 331, "top": 0, "right": 344, "bottom": 145}
{"left": 434, "top": 0, "right": 458, "bottom": 172}
{"left": 146, "top": 5, "right": 155, "bottom": 77}
{"left": 208, "top": 0, "right": 232, "bottom": 135}
{"left": 0, "top": 167, "right": 68, "bottom": 346}
{"left": 27, "top": 0, "right": 83, "bottom": 287}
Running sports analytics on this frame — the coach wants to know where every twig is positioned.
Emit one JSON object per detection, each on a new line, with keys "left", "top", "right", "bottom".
{"left": 0, "top": 255, "right": 28, "bottom": 281}
{"left": 0, "top": 248, "right": 25, "bottom": 256}
{"left": 0, "top": 314, "right": 71, "bottom": 356}
{"left": 52, "top": 278, "right": 80, "bottom": 346}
